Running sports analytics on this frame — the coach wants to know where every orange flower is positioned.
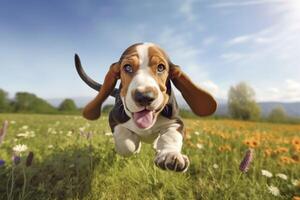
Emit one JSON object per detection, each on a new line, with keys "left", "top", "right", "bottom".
{"left": 292, "top": 137, "right": 300, "bottom": 146}
{"left": 279, "top": 156, "right": 296, "bottom": 164}
{"left": 218, "top": 144, "right": 232, "bottom": 152}
{"left": 264, "top": 148, "right": 273, "bottom": 157}
{"left": 244, "top": 138, "right": 260, "bottom": 148}
{"left": 274, "top": 147, "right": 289, "bottom": 154}
{"left": 294, "top": 145, "right": 300, "bottom": 153}
{"left": 293, "top": 196, "right": 300, "bottom": 200}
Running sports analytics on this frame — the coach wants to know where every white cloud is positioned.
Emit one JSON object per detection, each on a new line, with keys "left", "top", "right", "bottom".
{"left": 257, "top": 79, "right": 300, "bottom": 102}
{"left": 220, "top": 52, "right": 246, "bottom": 62}
{"left": 202, "top": 36, "right": 217, "bottom": 46}
{"left": 227, "top": 35, "right": 252, "bottom": 45}
{"left": 179, "top": 0, "right": 196, "bottom": 22}
{"left": 209, "top": 0, "right": 285, "bottom": 8}
{"left": 201, "top": 80, "right": 219, "bottom": 93}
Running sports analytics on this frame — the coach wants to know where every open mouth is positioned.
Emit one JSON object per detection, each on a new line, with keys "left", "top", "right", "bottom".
{"left": 132, "top": 109, "right": 155, "bottom": 129}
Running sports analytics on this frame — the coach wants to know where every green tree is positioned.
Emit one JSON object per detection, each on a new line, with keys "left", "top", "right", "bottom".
{"left": 58, "top": 99, "right": 77, "bottom": 112}
{"left": 13, "top": 92, "right": 57, "bottom": 113}
{"left": 228, "top": 82, "right": 261, "bottom": 120}
{"left": 0, "top": 89, "right": 10, "bottom": 112}
{"left": 268, "top": 106, "right": 287, "bottom": 123}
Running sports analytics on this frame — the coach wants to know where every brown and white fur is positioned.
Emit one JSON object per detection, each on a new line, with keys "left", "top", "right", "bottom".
{"left": 74, "top": 42, "right": 217, "bottom": 172}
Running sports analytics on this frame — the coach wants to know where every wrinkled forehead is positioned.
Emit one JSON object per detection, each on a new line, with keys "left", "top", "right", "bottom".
{"left": 119, "top": 43, "right": 169, "bottom": 63}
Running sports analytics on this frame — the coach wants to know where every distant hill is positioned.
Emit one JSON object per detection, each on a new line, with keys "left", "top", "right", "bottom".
{"left": 215, "top": 100, "right": 300, "bottom": 117}
{"left": 46, "top": 96, "right": 115, "bottom": 108}
{"left": 46, "top": 96, "right": 300, "bottom": 117}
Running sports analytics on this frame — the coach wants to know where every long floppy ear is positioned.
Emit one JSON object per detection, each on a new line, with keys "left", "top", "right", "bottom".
{"left": 169, "top": 64, "right": 217, "bottom": 116}
{"left": 83, "top": 63, "right": 120, "bottom": 120}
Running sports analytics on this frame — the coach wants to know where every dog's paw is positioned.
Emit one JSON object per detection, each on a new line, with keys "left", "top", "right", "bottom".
{"left": 154, "top": 151, "right": 190, "bottom": 172}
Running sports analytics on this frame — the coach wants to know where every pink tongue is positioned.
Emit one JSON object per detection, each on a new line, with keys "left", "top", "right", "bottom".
{"left": 133, "top": 110, "right": 154, "bottom": 129}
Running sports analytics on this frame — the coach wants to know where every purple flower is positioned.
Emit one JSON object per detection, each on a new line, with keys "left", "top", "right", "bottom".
{"left": 239, "top": 149, "right": 254, "bottom": 173}
{"left": 0, "top": 120, "right": 9, "bottom": 145}
{"left": 12, "top": 154, "right": 21, "bottom": 165}
{"left": 0, "top": 159, "right": 5, "bottom": 166}
{"left": 26, "top": 152, "right": 34, "bottom": 167}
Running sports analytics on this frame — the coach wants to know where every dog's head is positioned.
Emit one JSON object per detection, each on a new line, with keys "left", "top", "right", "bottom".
{"left": 80, "top": 43, "right": 217, "bottom": 129}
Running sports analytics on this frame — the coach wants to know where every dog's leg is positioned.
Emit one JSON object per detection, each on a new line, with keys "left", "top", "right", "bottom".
{"left": 113, "top": 125, "right": 141, "bottom": 157}
{"left": 154, "top": 124, "right": 190, "bottom": 172}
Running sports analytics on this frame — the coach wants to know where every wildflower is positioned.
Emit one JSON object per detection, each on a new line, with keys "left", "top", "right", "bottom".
{"left": 26, "top": 152, "right": 34, "bottom": 167}
{"left": 185, "top": 134, "right": 191, "bottom": 140}
{"left": 275, "top": 173, "right": 288, "bottom": 180}
{"left": 13, "top": 144, "right": 28, "bottom": 154}
{"left": 196, "top": 143, "right": 204, "bottom": 150}
{"left": 48, "top": 145, "right": 54, "bottom": 149}
{"left": 0, "top": 120, "right": 8, "bottom": 145}
{"left": 267, "top": 185, "right": 280, "bottom": 196}
{"left": 67, "top": 131, "right": 72, "bottom": 137}
{"left": 21, "top": 125, "right": 28, "bottom": 130}
{"left": 294, "top": 146, "right": 300, "bottom": 153}
{"left": 79, "top": 127, "right": 85, "bottom": 132}
{"left": 0, "top": 159, "right": 5, "bottom": 166}
{"left": 292, "top": 137, "right": 300, "bottom": 146}
{"left": 194, "top": 131, "right": 200, "bottom": 135}
{"left": 239, "top": 149, "right": 254, "bottom": 173}
{"left": 105, "top": 132, "right": 113, "bottom": 136}
{"left": 280, "top": 156, "right": 296, "bottom": 164}
{"left": 213, "top": 164, "right": 219, "bottom": 169}
{"left": 243, "top": 138, "right": 260, "bottom": 148}
{"left": 261, "top": 169, "right": 273, "bottom": 178}
{"left": 264, "top": 148, "right": 273, "bottom": 157}
{"left": 17, "top": 131, "right": 35, "bottom": 138}
{"left": 10, "top": 120, "right": 16, "bottom": 124}
{"left": 275, "top": 147, "right": 289, "bottom": 154}
{"left": 12, "top": 154, "right": 21, "bottom": 165}
{"left": 218, "top": 144, "right": 231, "bottom": 152}
{"left": 292, "top": 179, "right": 300, "bottom": 187}
{"left": 293, "top": 196, "right": 300, "bottom": 200}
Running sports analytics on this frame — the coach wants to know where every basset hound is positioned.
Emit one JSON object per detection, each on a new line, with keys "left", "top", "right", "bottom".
{"left": 74, "top": 43, "right": 217, "bottom": 172}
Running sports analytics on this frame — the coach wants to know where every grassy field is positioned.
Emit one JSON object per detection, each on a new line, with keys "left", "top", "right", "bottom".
{"left": 0, "top": 114, "right": 299, "bottom": 200}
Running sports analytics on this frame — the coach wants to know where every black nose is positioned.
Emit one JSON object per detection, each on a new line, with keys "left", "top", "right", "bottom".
{"left": 134, "top": 90, "right": 155, "bottom": 106}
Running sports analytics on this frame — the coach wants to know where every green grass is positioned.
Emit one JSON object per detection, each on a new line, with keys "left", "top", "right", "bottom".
{"left": 0, "top": 114, "right": 299, "bottom": 200}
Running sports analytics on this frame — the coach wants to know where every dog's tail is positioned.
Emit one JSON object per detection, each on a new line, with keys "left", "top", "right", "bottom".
{"left": 74, "top": 54, "right": 119, "bottom": 98}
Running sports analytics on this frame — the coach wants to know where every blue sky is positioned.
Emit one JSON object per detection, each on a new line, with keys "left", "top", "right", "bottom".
{"left": 1, "top": 0, "right": 300, "bottom": 102}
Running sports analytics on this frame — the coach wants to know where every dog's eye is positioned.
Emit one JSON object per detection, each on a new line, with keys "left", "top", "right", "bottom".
{"left": 157, "top": 64, "right": 165, "bottom": 73}
{"left": 124, "top": 64, "right": 133, "bottom": 73}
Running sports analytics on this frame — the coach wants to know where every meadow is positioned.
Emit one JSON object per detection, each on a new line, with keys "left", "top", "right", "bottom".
{"left": 0, "top": 114, "right": 299, "bottom": 200}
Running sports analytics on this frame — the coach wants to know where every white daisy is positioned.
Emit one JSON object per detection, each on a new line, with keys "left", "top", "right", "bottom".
{"left": 13, "top": 144, "right": 28, "bottom": 153}
{"left": 67, "top": 131, "right": 72, "bottom": 137}
{"left": 267, "top": 185, "right": 280, "bottom": 196}
{"left": 105, "top": 132, "right": 113, "bottom": 136}
{"left": 261, "top": 169, "right": 273, "bottom": 178}
{"left": 194, "top": 131, "right": 200, "bottom": 135}
{"left": 213, "top": 164, "right": 219, "bottom": 169}
{"left": 275, "top": 173, "right": 288, "bottom": 180}
{"left": 196, "top": 143, "right": 204, "bottom": 150}
{"left": 79, "top": 127, "right": 85, "bottom": 132}
{"left": 292, "top": 179, "right": 300, "bottom": 186}
{"left": 21, "top": 125, "right": 28, "bottom": 130}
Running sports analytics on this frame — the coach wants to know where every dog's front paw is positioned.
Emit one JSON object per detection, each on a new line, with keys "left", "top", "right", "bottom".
{"left": 154, "top": 151, "right": 190, "bottom": 172}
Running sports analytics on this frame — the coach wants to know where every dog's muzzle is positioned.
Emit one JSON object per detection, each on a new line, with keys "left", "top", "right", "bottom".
{"left": 133, "top": 90, "right": 155, "bottom": 106}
